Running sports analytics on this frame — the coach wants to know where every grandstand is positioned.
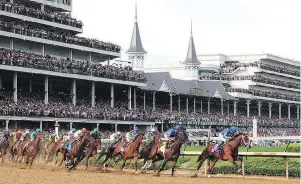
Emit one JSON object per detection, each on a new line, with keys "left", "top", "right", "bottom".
{"left": 0, "top": 1, "right": 299, "bottom": 138}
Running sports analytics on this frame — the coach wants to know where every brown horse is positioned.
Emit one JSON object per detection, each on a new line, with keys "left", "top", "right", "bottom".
{"left": 155, "top": 131, "right": 188, "bottom": 177}
{"left": 41, "top": 138, "right": 57, "bottom": 164}
{"left": 81, "top": 138, "right": 101, "bottom": 170}
{"left": 120, "top": 133, "right": 144, "bottom": 172}
{"left": 57, "top": 131, "right": 91, "bottom": 171}
{"left": 139, "top": 135, "right": 162, "bottom": 173}
{"left": 0, "top": 134, "right": 14, "bottom": 164}
{"left": 14, "top": 135, "right": 31, "bottom": 163}
{"left": 22, "top": 132, "right": 44, "bottom": 168}
{"left": 192, "top": 133, "right": 250, "bottom": 177}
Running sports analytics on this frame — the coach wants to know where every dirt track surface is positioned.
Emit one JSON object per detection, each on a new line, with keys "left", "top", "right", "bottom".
{"left": 0, "top": 163, "right": 299, "bottom": 184}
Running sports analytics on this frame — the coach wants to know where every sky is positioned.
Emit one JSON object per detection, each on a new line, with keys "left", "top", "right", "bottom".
{"left": 72, "top": 0, "right": 301, "bottom": 66}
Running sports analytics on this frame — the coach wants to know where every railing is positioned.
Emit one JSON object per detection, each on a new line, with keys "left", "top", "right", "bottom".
{"left": 180, "top": 151, "right": 301, "bottom": 179}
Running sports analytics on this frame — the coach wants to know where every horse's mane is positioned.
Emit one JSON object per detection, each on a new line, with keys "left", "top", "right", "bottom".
{"left": 229, "top": 132, "right": 247, "bottom": 142}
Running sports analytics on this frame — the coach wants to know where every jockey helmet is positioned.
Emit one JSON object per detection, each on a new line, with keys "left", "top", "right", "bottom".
{"left": 175, "top": 125, "right": 181, "bottom": 129}
{"left": 151, "top": 128, "right": 156, "bottom": 132}
{"left": 82, "top": 128, "right": 87, "bottom": 132}
{"left": 93, "top": 128, "right": 98, "bottom": 132}
{"left": 231, "top": 127, "right": 237, "bottom": 132}
{"left": 36, "top": 128, "right": 41, "bottom": 132}
{"left": 116, "top": 131, "right": 121, "bottom": 134}
{"left": 71, "top": 128, "right": 76, "bottom": 132}
{"left": 18, "top": 130, "right": 22, "bottom": 133}
{"left": 134, "top": 127, "right": 139, "bottom": 132}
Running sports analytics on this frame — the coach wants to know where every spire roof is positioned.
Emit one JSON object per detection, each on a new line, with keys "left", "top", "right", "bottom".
{"left": 183, "top": 19, "right": 200, "bottom": 65}
{"left": 127, "top": 3, "right": 147, "bottom": 54}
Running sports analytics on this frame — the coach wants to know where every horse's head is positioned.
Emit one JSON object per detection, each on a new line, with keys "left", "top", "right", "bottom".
{"left": 239, "top": 134, "right": 250, "bottom": 148}
{"left": 154, "top": 135, "right": 161, "bottom": 143}
{"left": 176, "top": 131, "right": 189, "bottom": 144}
{"left": 36, "top": 132, "right": 44, "bottom": 140}
{"left": 82, "top": 131, "right": 91, "bottom": 142}
{"left": 136, "top": 133, "right": 145, "bottom": 143}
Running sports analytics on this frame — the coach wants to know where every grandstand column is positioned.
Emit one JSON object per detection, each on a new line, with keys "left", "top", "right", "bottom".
{"left": 161, "top": 123, "right": 164, "bottom": 133}
{"left": 268, "top": 102, "right": 272, "bottom": 119}
{"left": 10, "top": 38, "right": 13, "bottom": 49}
{"left": 72, "top": 79, "right": 76, "bottom": 106}
{"left": 246, "top": 99, "right": 251, "bottom": 117}
{"left": 133, "top": 87, "right": 137, "bottom": 110}
{"left": 69, "top": 49, "right": 73, "bottom": 60}
{"left": 89, "top": 53, "right": 92, "bottom": 63}
{"left": 41, "top": 44, "right": 45, "bottom": 56}
{"left": 227, "top": 101, "right": 230, "bottom": 116}
{"left": 96, "top": 123, "right": 99, "bottom": 131}
{"left": 152, "top": 92, "right": 156, "bottom": 111}
{"left": 279, "top": 103, "right": 282, "bottom": 119}
{"left": 91, "top": 81, "right": 95, "bottom": 108}
{"left": 44, "top": 76, "right": 49, "bottom": 104}
{"left": 49, "top": 79, "right": 52, "bottom": 92}
{"left": 41, "top": 4, "right": 45, "bottom": 11}
{"left": 178, "top": 96, "right": 181, "bottom": 113}
{"left": 288, "top": 104, "right": 291, "bottom": 120}
{"left": 143, "top": 92, "right": 146, "bottom": 111}
{"left": 69, "top": 122, "right": 73, "bottom": 131}
{"left": 13, "top": 72, "right": 17, "bottom": 103}
{"left": 207, "top": 98, "right": 210, "bottom": 114}
{"left": 40, "top": 121, "right": 42, "bottom": 131}
{"left": 186, "top": 97, "right": 189, "bottom": 113}
{"left": 0, "top": 76, "right": 2, "bottom": 89}
{"left": 297, "top": 106, "right": 300, "bottom": 120}
{"left": 257, "top": 101, "right": 262, "bottom": 117}
{"left": 115, "top": 124, "right": 118, "bottom": 132}
{"left": 128, "top": 86, "right": 132, "bottom": 110}
{"left": 193, "top": 97, "right": 196, "bottom": 113}
{"left": 200, "top": 99, "right": 203, "bottom": 113}
{"left": 29, "top": 79, "right": 32, "bottom": 93}
{"left": 169, "top": 94, "right": 173, "bottom": 112}
{"left": 234, "top": 101, "right": 237, "bottom": 116}
{"left": 110, "top": 84, "right": 114, "bottom": 108}
{"left": 220, "top": 99, "right": 223, "bottom": 116}
{"left": 5, "top": 120, "right": 9, "bottom": 130}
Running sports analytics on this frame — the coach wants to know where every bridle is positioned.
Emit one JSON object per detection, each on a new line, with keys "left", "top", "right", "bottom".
{"left": 241, "top": 135, "right": 249, "bottom": 147}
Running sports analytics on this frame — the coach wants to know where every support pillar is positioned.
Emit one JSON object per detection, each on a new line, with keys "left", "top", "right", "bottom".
{"left": 268, "top": 102, "right": 272, "bottom": 119}
{"left": 5, "top": 120, "right": 9, "bottom": 130}
{"left": 246, "top": 99, "right": 250, "bottom": 117}
{"left": 91, "top": 81, "right": 95, "bottom": 108}
{"left": 13, "top": 72, "right": 17, "bottom": 103}
{"left": 96, "top": 123, "right": 99, "bottom": 131}
{"left": 69, "top": 49, "right": 73, "bottom": 60}
{"left": 89, "top": 53, "right": 92, "bottom": 63}
{"left": 186, "top": 97, "right": 189, "bottom": 113}
{"left": 0, "top": 76, "right": 2, "bottom": 89}
{"left": 110, "top": 84, "right": 114, "bottom": 108}
{"left": 288, "top": 104, "right": 291, "bottom": 120}
{"left": 44, "top": 76, "right": 48, "bottom": 104}
{"left": 297, "top": 106, "right": 300, "bottom": 120}
{"left": 41, "top": 44, "right": 45, "bottom": 56}
{"left": 200, "top": 99, "right": 203, "bottom": 113}
{"left": 161, "top": 123, "right": 164, "bottom": 133}
{"left": 72, "top": 79, "right": 76, "bottom": 106}
{"left": 178, "top": 96, "right": 181, "bottom": 113}
{"left": 128, "top": 86, "right": 132, "bottom": 110}
{"left": 115, "top": 124, "right": 118, "bottom": 132}
{"left": 227, "top": 101, "right": 230, "bottom": 116}
{"left": 279, "top": 103, "right": 282, "bottom": 119}
{"left": 41, "top": 4, "right": 44, "bottom": 11}
{"left": 170, "top": 94, "right": 173, "bottom": 112}
{"left": 221, "top": 99, "right": 224, "bottom": 116}
{"left": 29, "top": 79, "right": 32, "bottom": 93}
{"left": 234, "top": 101, "right": 237, "bottom": 116}
{"left": 133, "top": 87, "right": 137, "bottom": 110}
{"left": 40, "top": 121, "right": 42, "bottom": 131}
{"left": 10, "top": 38, "right": 13, "bottom": 49}
{"left": 257, "top": 101, "right": 262, "bottom": 117}
{"left": 49, "top": 79, "right": 52, "bottom": 92}
{"left": 193, "top": 97, "right": 196, "bottom": 113}
{"left": 207, "top": 99, "right": 210, "bottom": 114}
{"left": 69, "top": 122, "right": 73, "bottom": 131}
{"left": 143, "top": 92, "right": 146, "bottom": 111}
{"left": 152, "top": 92, "right": 156, "bottom": 111}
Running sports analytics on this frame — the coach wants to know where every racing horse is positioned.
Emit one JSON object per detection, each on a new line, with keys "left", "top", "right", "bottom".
{"left": 139, "top": 134, "right": 162, "bottom": 173}
{"left": 41, "top": 137, "right": 62, "bottom": 164}
{"left": 81, "top": 138, "right": 101, "bottom": 170}
{"left": 192, "top": 133, "right": 250, "bottom": 177}
{"left": 14, "top": 134, "right": 30, "bottom": 163}
{"left": 154, "top": 131, "right": 188, "bottom": 177}
{"left": 119, "top": 133, "right": 145, "bottom": 172}
{"left": 56, "top": 131, "right": 91, "bottom": 171}
{"left": 0, "top": 134, "right": 13, "bottom": 164}
{"left": 21, "top": 132, "right": 44, "bottom": 168}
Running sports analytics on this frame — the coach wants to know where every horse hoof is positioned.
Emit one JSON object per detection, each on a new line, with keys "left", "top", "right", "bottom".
{"left": 191, "top": 174, "right": 197, "bottom": 178}
{"left": 237, "top": 169, "right": 242, "bottom": 174}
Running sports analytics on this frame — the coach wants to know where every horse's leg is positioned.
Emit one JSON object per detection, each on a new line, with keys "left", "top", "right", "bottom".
{"left": 171, "top": 159, "right": 178, "bottom": 177}
{"left": 234, "top": 155, "right": 243, "bottom": 173}
{"left": 192, "top": 153, "right": 210, "bottom": 178}
{"left": 120, "top": 157, "right": 127, "bottom": 171}
{"left": 141, "top": 158, "right": 148, "bottom": 173}
{"left": 57, "top": 151, "right": 65, "bottom": 168}
{"left": 207, "top": 158, "right": 218, "bottom": 174}
{"left": 229, "top": 156, "right": 240, "bottom": 173}
{"left": 133, "top": 156, "right": 139, "bottom": 173}
{"left": 155, "top": 159, "right": 168, "bottom": 177}
{"left": 85, "top": 154, "right": 89, "bottom": 170}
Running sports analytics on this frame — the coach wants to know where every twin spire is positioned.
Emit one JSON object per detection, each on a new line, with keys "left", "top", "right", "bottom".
{"left": 127, "top": 3, "right": 147, "bottom": 54}
{"left": 183, "top": 19, "right": 200, "bottom": 65}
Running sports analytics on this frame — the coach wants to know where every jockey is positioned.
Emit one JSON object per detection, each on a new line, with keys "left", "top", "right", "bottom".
{"left": 74, "top": 128, "right": 86, "bottom": 140}
{"left": 30, "top": 129, "right": 41, "bottom": 142}
{"left": 20, "top": 130, "right": 30, "bottom": 141}
{"left": 109, "top": 131, "right": 122, "bottom": 142}
{"left": 121, "top": 127, "right": 139, "bottom": 150}
{"left": 144, "top": 128, "right": 157, "bottom": 143}
{"left": 66, "top": 128, "right": 76, "bottom": 151}
{"left": 3, "top": 130, "right": 10, "bottom": 140}
{"left": 213, "top": 126, "right": 238, "bottom": 152}
{"left": 90, "top": 128, "right": 101, "bottom": 139}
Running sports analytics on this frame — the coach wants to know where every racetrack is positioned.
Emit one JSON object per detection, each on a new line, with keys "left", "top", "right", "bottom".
{"left": 0, "top": 163, "right": 299, "bottom": 184}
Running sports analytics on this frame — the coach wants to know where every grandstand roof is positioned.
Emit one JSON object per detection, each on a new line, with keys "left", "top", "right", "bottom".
{"left": 127, "top": 3, "right": 147, "bottom": 54}
{"left": 142, "top": 72, "right": 235, "bottom": 100}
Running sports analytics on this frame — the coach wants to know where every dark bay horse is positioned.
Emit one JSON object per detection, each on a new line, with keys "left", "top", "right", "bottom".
{"left": 120, "top": 134, "right": 145, "bottom": 172}
{"left": 97, "top": 138, "right": 123, "bottom": 168}
{"left": 192, "top": 133, "right": 250, "bottom": 177}
{"left": 139, "top": 135, "right": 162, "bottom": 173}
{"left": 41, "top": 138, "right": 58, "bottom": 164}
{"left": 22, "top": 132, "right": 44, "bottom": 168}
{"left": 81, "top": 138, "right": 101, "bottom": 170}
{"left": 57, "top": 131, "right": 91, "bottom": 171}
{"left": 0, "top": 134, "right": 13, "bottom": 164}
{"left": 155, "top": 131, "right": 188, "bottom": 177}
{"left": 14, "top": 135, "right": 30, "bottom": 163}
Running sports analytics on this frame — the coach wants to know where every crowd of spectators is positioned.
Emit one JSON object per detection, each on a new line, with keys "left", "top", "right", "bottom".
{"left": 0, "top": 20, "right": 121, "bottom": 53}
{"left": 0, "top": 0, "right": 83, "bottom": 28}
{"left": 0, "top": 48, "right": 146, "bottom": 82}
{"left": 220, "top": 62, "right": 259, "bottom": 73}
{"left": 260, "top": 63, "right": 300, "bottom": 77}
{"left": 226, "top": 88, "right": 299, "bottom": 102}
